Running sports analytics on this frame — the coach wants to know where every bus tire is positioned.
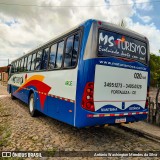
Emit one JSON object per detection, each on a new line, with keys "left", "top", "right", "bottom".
{"left": 29, "top": 93, "right": 37, "bottom": 117}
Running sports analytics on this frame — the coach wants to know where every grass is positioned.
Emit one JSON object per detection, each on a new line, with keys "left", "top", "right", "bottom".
{"left": 0, "top": 102, "right": 11, "bottom": 148}
{"left": 46, "top": 147, "right": 57, "bottom": 157}
{"left": 0, "top": 125, "right": 11, "bottom": 147}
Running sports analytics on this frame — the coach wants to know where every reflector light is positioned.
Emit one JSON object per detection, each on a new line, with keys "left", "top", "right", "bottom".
{"left": 98, "top": 21, "right": 102, "bottom": 25}
{"left": 87, "top": 95, "right": 90, "bottom": 99}
{"left": 99, "top": 114, "right": 104, "bottom": 117}
{"left": 87, "top": 114, "right": 93, "bottom": 118}
{"left": 145, "top": 87, "right": 149, "bottom": 109}
{"left": 82, "top": 82, "right": 95, "bottom": 112}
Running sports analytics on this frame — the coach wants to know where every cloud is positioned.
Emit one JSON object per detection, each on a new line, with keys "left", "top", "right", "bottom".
{"left": 0, "top": 0, "right": 136, "bottom": 65}
{"left": 141, "top": 16, "right": 151, "bottom": 23}
{"left": 131, "top": 22, "right": 160, "bottom": 54}
{"left": 134, "top": 0, "right": 153, "bottom": 11}
{"left": 137, "top": 14, "right": 152, "bottom": 23}
{"left": 0, "top": 0, "right": 159, "bottom": 66}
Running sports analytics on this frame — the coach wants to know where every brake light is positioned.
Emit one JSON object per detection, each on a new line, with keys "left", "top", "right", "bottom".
{"left": 82, "top": 82, "right": 95, "bottom": 112}
{"left": 145, "top": 100, "right": 148, "bottom": 108}
{"left": 145, "top": 87, "right": 149, "bottom": 108}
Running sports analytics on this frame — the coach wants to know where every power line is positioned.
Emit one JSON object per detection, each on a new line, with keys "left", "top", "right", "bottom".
{"left": 0, "top": 59, "right": 14, "bottom": 61}
{"left": 0, "top": 0, "right": 159, "bottom": 8}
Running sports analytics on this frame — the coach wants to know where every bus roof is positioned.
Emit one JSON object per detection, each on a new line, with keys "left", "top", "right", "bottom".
{"left": 12, "top": 19, "right": 148, "bottom": 63}
{"left": 95, "top": 19, "right": 147, "bottom": 41}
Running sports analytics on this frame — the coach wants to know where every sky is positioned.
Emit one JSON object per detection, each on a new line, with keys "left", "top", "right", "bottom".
{"left": 0, "top": 0, "right": 160, "bottom": 66}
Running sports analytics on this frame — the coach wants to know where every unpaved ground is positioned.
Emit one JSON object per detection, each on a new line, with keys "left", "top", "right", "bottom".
{"left": 0, "top": 84, "right": 160, "bottom": 160}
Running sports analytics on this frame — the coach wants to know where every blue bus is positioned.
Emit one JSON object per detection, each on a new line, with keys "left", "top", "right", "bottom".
{"left": 8, "top": 19, "right": 149, "bottom": 128}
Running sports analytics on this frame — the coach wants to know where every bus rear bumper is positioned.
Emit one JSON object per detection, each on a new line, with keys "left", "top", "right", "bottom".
{"left": 75, "top": 113, "right": 148, "bottom": 128}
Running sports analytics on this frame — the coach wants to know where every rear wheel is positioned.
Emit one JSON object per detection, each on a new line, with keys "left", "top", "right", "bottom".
{"left": 29, "top": 93, "right": 37, "bottom": 117}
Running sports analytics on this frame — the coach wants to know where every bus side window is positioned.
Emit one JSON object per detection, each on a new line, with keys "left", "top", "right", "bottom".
{"left": 72, "top": 33, "right": 80, "bottom": 67}
{"left": 64, "top": 36, "right": 74, "bottom": 68}
{"left": 20, "top": 58, "right": 24, "bottom": 72}
{"left": 24, "top": 57, "right": 28, "bottom": 71}
{"left": 17, "top": 60, "right": 19, "bottom": 72}
{"left": 14, "top": 62, "right": 17, "bottom": 73}
{"left": 35, "top": 51, "right": 43, "bottom": 70}
{"left": 55, "top": 41, "right": 64, "bottom": 69}
{"left": 41, "top": 48, "right": 49, "bottom": 70}
{"left": 31, "top": 53, "right": 36, "bottom": 71}
{"left": 18, "top": 60, "right": 21, "bottom": 72}
{"left": 11, "top": 63, "right": 15, "bottom": 73}
{"left": 27, "top": 55, "right": 32, "bottom": 71}
{"left": 48, "top": 44, "right": 57, "bottom": 70}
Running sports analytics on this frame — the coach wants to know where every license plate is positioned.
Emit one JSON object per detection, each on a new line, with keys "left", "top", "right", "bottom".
{"left": 115, "top": 118, "right": 126, "bottom": 123}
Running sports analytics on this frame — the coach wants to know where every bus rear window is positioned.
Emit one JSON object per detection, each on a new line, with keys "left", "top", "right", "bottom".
{"left": 98, "top": 29, "right": 147, "bottom": 64}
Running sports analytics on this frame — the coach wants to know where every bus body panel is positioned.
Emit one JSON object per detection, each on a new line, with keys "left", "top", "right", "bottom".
{"left": 75, "top": 113, "right": 147, "bottom": 128}
{"left": 8, "top": 67, "right": 78, "bottom": 126}
{"left": 75, "top": 57, "right": 149, "bottom": 128}
{"left": 74, "top": 20, "right": 149, "bottom": 128}
{"left": 8, "top": 19, "right": 150, "bottom": 128}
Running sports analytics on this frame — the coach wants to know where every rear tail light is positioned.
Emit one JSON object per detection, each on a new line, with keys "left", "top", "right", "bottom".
{"left": 145, "top": 87, "right": 149, "bottom": 108}
{"left": 82, "top": 82, "right": 95, "bottom": 112}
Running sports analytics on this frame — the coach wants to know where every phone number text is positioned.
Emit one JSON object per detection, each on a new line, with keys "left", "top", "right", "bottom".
{"left": 104, "top": 82, "right": 142, "bottom": 89}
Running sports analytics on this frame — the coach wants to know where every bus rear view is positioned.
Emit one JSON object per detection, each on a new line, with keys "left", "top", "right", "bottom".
{"left": 75, "top": 20, "right": 149, "bottom": 128}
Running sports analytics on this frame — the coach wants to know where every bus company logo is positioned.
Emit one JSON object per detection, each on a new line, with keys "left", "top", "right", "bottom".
{"left": 99, "top": 32, "right": 146, "bottom": 56}
{"left": 15, "top": 75, "right": 51, "bottom": 110}
{"left": 134, "top": 73, "right": 146, "bottom": 79}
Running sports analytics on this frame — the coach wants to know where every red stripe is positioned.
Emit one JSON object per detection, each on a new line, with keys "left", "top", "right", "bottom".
{"left": 87, "top": 114, "right": 93, "bottom": 118}
{"left": 87, "top": 112, "right": 148, "bottom": 118}
{"left": 119, "top": 113, "right": 124, "bottom": 116}
{"left": 87, "top": 111, "right": 148, "bottom": 118}
{"left": 117, "top": 57, "right": 135, "bottom": 62}
{"left": 45, "top": 94, "right": 75, "bottom": 103}
{"left": 99, "top": 114, "right": 105, "bottom": 117}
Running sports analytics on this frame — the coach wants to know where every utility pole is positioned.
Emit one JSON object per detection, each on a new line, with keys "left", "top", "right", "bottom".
{"left": 8, "top": 59, "right": 9, "bottom": 65}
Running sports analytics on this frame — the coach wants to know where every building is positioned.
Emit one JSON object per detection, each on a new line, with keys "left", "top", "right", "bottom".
{"left": 0, "top": 66, "right": 9, "bottom": 82}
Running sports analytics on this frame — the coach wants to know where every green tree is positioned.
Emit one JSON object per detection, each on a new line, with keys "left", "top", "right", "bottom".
{"left": 150, "top": 53, "right": 160, "bottom": 87}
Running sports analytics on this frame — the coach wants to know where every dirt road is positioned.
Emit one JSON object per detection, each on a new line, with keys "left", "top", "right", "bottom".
{"left": 0, "top": 84, "right": 159, "bottom": 159}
